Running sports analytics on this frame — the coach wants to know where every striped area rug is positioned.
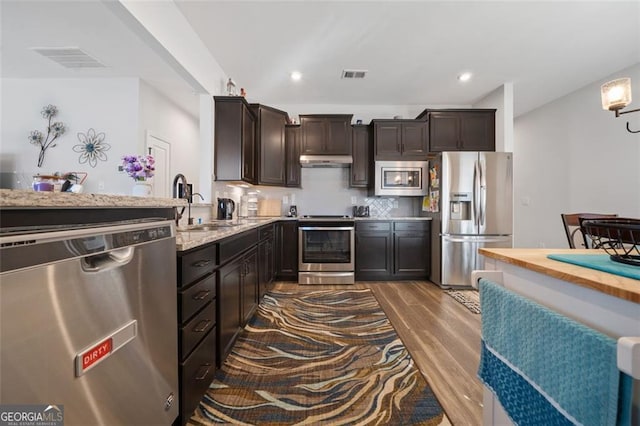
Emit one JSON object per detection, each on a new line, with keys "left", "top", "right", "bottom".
{"left": 189, "top": 289, "right": 444, "bottom": 425}
{"left": 445, "top": 289, "right": 481, "bottom": 314}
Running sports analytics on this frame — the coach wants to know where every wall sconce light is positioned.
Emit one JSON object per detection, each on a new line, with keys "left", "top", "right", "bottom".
{"left": 600, "top": 77, "right": 639, "bottom": 133}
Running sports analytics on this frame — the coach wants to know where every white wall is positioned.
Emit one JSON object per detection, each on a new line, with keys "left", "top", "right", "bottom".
{"left": 473, "top": 83, "right": 514, "bottom": 153}
{"left": 1, "top": 77, "right": 204, "bottom": 197}
{"left": 138, "top": 80, "right": 200, "bottom": 193}
{"left": 514, "top": 63, "right": 640, "bottom": 249}
{"left": 1, "top": 78, "right": 139, "bottom": 194}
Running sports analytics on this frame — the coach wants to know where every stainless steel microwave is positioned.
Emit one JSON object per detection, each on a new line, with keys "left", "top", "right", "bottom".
{"left": 374, "top": 161, "right": 428, "bottom": 196}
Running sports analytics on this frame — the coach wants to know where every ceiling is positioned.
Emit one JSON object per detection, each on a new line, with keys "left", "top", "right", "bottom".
{"left": 2, "top": 1, "right": 639, "bottom": 118}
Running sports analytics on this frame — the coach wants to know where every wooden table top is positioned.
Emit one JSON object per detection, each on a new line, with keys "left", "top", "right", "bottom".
{"left": 479, "top": 248, "right": 640, "bottom": 304}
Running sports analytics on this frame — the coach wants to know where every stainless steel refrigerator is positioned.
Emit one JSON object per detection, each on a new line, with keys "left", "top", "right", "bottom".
{"left": 429, "top": 152, "right": 513, "bottom": 288}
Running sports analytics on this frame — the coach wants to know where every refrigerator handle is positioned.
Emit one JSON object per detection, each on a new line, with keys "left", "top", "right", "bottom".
{"left": 479, "top": 158, "right": 486, "bottom": 227}
{"left": 473, "top": 160, "right": 480, "bottom": 228}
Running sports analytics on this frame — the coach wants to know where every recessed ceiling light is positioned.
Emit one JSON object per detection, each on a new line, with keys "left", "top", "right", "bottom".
{"left": 290, "top": 71, "right": 302, "bottom": 81}
{"left": 458, "top": 72, "right": 472, "bottom": 82}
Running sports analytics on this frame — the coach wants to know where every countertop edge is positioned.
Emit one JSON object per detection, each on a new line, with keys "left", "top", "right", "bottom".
{"left": 479, "top": 248, "right": 640, "bottom": 304}
{"left": 1, "top": 189, "right": 188, "bottom": 208}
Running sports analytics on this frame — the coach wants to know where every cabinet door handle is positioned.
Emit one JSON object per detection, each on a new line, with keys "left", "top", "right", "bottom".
{"left": 195, "top": 364, "right": 212, "bottom": 380}
{"left": 192, "top": 290, "right": 211, "bottom": 300}
{"left": 193, "top": 319, "right": 212, "bottom": 333}
{"left": 192, "top": 259, "right": 212, "bottom": 268}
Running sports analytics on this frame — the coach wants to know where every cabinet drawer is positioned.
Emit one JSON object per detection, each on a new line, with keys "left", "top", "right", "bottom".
{"left": 179, "top": 273, "right": 216, "bottom": 324}
{"left": 181, "top": 301, "right": 216, "bottom": 360}
{"left": 394, "top": 221, "right": 430, "bottom": 232}
{"left": 259, "top": 224, "right": 274, "bottom": 241}
{"left": 219, "top": 229, "right": 258, "bottom": 264}
{"left": 180, "top": 327, "right": 216, "bottom": 423}
{"left": 356, "top": 221, "right": 391, "bottom": 232}
{"left": 178, "top": 245, "right": 218, "bottom": 287}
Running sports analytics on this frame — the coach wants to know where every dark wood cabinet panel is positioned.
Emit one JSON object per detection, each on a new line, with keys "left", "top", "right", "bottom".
{"left": 355, "top": 228, "right": 393, "bottom": 279}
{"left": 373, "top": 120, "right": 428, "bottom": 159}
{"left": 355, "top": 220, "right": 430, "bottom": 280}
{"left": 394, "top": 232, "right": 430, "bottom": 277}
{"left": 373, "top": 122, "right": 402, "bottom": 158}
{"left": 285, "top": 125, "right": 301, "bottom": 187}
{"left": 275, "top": 221, "right": 298, "bottom": 281}
{"left": 424, "top": 109, "right": 495, "bottom": 152}
{"left": 241, "top": 248, "right": 258, "bottom": 324}
{"left": 217, "top": 257, "right": 242, "bottom": 364}
{"left": 350, "top": 125, "right": 371, "bottom": 187}
{"left": 300, "top": 114, "right": 352, "bottom": 155}
{"left": 459, "top": 112, "right": 495, "bottom": 151}
{"left": 402, "top": 121, "right": 429, "bottom": 156}
{"left": 258, "top": 224, "right": 275, "bottom": 298}
{"left": 251, "top": 104, "right": 287, "bottom": 186}
{"left": 215, "top": 96, "right": 254, "bottom": 181}
{"left": 242, "top": 105, "right": 256, "bottom": 182}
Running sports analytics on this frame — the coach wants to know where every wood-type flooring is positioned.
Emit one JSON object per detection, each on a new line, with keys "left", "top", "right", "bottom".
{"left": 271, "top": 281, "right": 483, "bottom": 426}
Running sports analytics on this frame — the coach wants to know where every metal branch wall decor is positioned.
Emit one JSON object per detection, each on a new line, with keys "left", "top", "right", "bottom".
{"left": 28, "top": 104, "right": 66, "bottom": 168}
{"left": 73, "top": 128, "right": 111, "bottom": 167}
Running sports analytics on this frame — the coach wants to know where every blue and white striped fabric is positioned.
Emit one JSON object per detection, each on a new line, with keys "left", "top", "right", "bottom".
{"left": 477, "top": 278, "right": 633, "bottom": 426}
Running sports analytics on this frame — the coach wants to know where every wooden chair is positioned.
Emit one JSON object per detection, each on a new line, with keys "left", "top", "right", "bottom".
{"left": 561, "top": 213, "right": 618, "bottom": 248}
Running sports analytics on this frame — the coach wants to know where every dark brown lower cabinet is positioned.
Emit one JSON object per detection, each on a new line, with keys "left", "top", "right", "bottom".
{"left": 258, "top": 224, "right": 275, "bottom": 297}
{"left": 176, "top": 243, "right": 218, "bottom": 425}
{"left": 394, "top": 221, "right": 430, "bottom": 277}
{"left": 355, "top": 221, "right": 392, "bottom": 279}
{"left": 275, "top": 220, "right": 298, "bottom": 281}
{"left": 355, "top": 220, "right": 430, "bottom": 280}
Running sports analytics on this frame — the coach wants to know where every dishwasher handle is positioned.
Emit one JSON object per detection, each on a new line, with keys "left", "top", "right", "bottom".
{"left": 81, "top": 247, "right": 135, "bottom": 272}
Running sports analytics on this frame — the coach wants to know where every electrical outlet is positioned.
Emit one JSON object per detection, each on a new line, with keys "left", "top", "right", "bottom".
{"left": 283, "top": 195, "right": 289, "bottom": 204}
{"left": 291, "top": 193, "right": 296, "bottom": 205}
{"left": 351, "top": 196, "right": 357, "bottom": 204}
{"left": 98, "top": 180, "right": 105, "bottom": 190}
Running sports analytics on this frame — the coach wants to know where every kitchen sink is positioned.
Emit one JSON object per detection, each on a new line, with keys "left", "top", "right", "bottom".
{"left": 177, "top": 222, "right": 240, "bottom": 232}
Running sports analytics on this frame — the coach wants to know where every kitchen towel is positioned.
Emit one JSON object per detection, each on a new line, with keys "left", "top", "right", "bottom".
{"left": 477, "top": 278, "right": 632, "bottom": 426}
{"left": 547, "top": 253, "right": 640, "bottom": 280}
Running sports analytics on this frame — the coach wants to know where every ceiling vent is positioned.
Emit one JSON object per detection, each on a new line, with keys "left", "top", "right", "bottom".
{"left": 31, "top": 47, "right": 106, "bottom": 69}
{"left": 341, "top": 69, "right": 367, "bottom": 79}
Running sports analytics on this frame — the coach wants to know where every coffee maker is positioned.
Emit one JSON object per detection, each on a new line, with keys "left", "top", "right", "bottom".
{"left": 217, "top": 198, "right": 235, "bottom": 220}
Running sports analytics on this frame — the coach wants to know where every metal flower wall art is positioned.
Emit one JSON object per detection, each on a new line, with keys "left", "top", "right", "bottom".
{"left": 73, "top": 128, "right": 111, "bottom": 167}
{"left": 28, "top": 104, "right": 66, "bottom": 168}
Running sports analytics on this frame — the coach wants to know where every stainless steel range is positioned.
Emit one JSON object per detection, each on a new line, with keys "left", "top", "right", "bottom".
{"left": 298, "top": 215, "right": 355, "bottom": 284}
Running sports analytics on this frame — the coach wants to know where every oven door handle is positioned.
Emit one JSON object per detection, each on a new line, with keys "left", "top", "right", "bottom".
{"left": 299, "top": 226, "right": 355, "bottom": 231}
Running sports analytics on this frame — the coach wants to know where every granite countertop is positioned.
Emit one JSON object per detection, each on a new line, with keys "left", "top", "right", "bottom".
{"left": 479, "top": 248, "right": 640, "bottom": 304}
{"left": 0, "top": 189, "right": 187, "bottom": 208}
{"left": 176, "top": 217, "right": 280, "bottom": 251}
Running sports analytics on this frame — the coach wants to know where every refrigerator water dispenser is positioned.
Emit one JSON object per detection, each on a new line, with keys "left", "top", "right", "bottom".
{"left": 450, "top": 192, "right": 471, "bottom": 220}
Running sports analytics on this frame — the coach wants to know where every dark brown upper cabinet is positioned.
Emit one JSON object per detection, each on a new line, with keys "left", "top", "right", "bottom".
{"left": 372, "top": 119, "right": 428, "bottom": 160}
{"left": 214, "top": 96, "right": 255, "bottom": 181}
{"left": 250, "top": 104, "right": 288, "bottom": 186}
{"left": 350, "top": 124, "right": 371, "bottom": 187}
{"left": 285, "top": 124, "right": 301, "bottom": 187}
{"left": 299, "top": 114, "right": 353, "bottom": 155}
{"left": 214, "top": 97, "right": 289, "bottom": 186}
{"left": 418, "top": 109, "right": 496, "bottom": 152}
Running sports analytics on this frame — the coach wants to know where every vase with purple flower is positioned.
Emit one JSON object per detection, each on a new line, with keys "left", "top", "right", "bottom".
{"left": 121, "top": 154, "right": 155, "bottom": 197}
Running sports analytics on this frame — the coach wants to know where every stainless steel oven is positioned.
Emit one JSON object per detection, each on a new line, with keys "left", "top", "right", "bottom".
{"left": 298, "top": 216, "right": 355, "bottom": 284}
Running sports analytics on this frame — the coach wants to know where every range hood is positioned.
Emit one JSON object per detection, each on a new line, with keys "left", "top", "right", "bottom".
{"left": 300, "top": 155, "right": 353, "bottom": 168}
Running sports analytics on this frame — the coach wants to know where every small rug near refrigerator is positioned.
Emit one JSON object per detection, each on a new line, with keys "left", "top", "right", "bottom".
{"left": 445, "top": 289, "right": 481, "bottom": 314}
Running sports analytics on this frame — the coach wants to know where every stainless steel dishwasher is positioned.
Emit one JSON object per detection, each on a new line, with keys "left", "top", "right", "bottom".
{"left": 0, "top": 219, "right": 178, "bottom": 425}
